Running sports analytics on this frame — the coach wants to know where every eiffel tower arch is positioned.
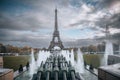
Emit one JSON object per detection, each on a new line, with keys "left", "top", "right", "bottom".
{"left": 48, "top": 9, "right": 64, "bottom": 51}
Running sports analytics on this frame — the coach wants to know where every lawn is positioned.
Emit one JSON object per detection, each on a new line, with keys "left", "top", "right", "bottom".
{"left": 3, "top": 55, "right": 30, "bottom": 71}
{"left": 83, "top": 54, "right": 103, "bottom": 68}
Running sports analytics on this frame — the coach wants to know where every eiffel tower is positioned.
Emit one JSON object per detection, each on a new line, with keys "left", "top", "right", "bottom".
{"left": 48, "top": 9, "right": 64, "bottom": 50}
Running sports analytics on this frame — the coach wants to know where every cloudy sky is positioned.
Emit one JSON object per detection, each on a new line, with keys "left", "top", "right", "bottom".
{"left": 0, "top": 0, "right": 120, "bottom": 48}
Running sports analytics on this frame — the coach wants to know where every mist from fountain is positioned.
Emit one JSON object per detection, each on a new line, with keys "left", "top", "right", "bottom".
{"left": 61, "top": 49, "right": 84, "bottom": 73}
{"left": 37, "top": 51, "right": 50, "bottom": 67}
{"left": 75, "top": 48, "right": 84, "bottom": 73}
{"left": 61, "top": 50, "right": 74, "bottom": 66}
{"left": 61, "top": 50, "right": 70, "bottom": 62}
{"left": 105, "top": 40, "right": 113, "bottom": 55}
{"left": 30, "top": 49, "right": 36, "bottom": 76}
{"left": 70, "top": 49, "right": 75, "bottom": 66}
{"left": 101, "top": 40, "right": 113, "bottom": 66}
{"left": 66, "top": 50, "right": 71, "bottom": 61}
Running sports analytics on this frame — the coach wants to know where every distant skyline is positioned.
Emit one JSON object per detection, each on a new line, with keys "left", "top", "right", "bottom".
{"left": 0, "top": 0, "right": 120, "bottom": 48}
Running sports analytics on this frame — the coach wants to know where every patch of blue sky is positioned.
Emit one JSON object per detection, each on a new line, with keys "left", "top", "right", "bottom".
{"left": 61, "top": 28, "right": 82, "bottom": 39}
{"left": 61, "top": 27, "right": 96, "bottom": 39}
{"left": 69, "top": 0, "right": 81, "bottom": 8}
{"left": 0, "top": 0, "right": 33, "bottom": 14}
{"left": 81, "top": 0, "right": 100, "bottom": 7}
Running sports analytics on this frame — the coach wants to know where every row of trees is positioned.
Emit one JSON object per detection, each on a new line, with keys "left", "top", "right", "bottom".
{"left": 80, "top": 43, "right": 119, "bottom": 54}
{"left": 81, "top": 44, "right": 105, "bottom": 53}
{"left": 0, "top": 43, "right": 39, "bottom": 54}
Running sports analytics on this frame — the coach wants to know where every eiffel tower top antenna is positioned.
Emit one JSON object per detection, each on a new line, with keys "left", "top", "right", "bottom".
{"left": 55, "top": 0, "right": 57, "bottom": 9}
{"left": 55, "top": 8, "right": 58, "bottom": 31}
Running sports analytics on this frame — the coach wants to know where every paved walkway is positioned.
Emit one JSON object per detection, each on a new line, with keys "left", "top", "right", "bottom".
{"left": 86, "top": 65, "right": 98, "bottom": 76}
{"left": 14, "top": 66, "right": 26, "bottom": 78}
{"left": 83, "top": 69, "right": 98, "bottom": 80}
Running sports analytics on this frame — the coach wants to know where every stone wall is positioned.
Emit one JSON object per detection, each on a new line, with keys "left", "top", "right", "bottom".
{"left": 98, "top": 68, "right": 120, "bottom": 80}
{"left": 108, "top": 55, "right": 120, "bottom": 65}
{"left": 98, "top": 63, "right": 120, "bottom": 80}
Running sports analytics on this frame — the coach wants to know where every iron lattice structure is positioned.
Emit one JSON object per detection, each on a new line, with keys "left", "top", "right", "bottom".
{"left": 48, "top": 9, "right": 64, "bottom": 51}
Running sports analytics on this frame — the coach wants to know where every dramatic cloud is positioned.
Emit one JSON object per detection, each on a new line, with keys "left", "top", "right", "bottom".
{"left": 0, "top": 0, "right": 120, "bottom": 48}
